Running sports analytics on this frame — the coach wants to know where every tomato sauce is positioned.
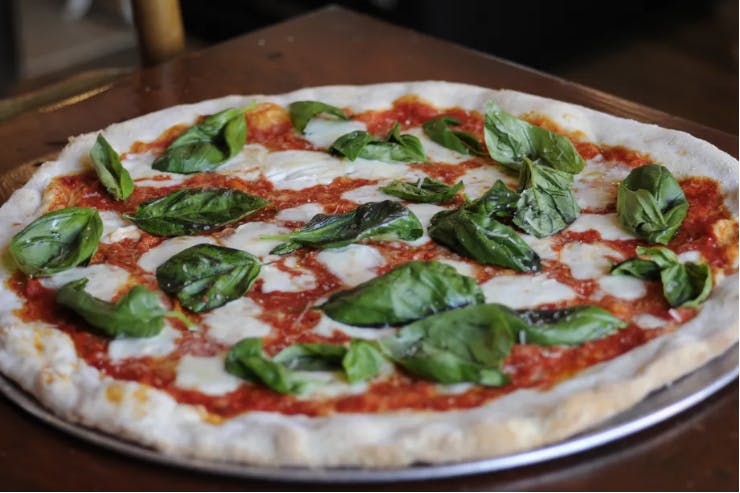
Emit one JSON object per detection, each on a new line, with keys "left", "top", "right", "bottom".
{"left": 9, "top": 96, "right": 738, "bottom": 418}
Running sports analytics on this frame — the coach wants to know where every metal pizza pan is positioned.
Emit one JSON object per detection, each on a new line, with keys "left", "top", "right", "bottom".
{"left": 0, "top": 344, "right": 736, "bottom": 483}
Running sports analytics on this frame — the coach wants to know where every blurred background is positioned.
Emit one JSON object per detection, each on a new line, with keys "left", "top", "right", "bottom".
{"left": 0, "top": 0, "right": 737, "bottom": 132}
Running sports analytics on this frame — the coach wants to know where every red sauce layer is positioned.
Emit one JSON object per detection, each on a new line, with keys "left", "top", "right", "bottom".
{"left": 10, "top": 97, "right": 738, "bottom": 418}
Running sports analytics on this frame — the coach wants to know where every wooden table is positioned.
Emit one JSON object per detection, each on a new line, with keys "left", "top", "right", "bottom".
{"left": 0, "top": 6, "right": 737, "bottom": 490}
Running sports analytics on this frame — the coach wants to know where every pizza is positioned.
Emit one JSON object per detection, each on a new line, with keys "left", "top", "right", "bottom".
{"left": 0, "top": 81, "right": 736, "bottom": 469}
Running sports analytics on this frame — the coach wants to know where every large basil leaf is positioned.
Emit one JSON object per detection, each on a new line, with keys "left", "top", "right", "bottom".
{"left": 156, "top": 244, "right": 260, "bottom": 313}
{"left": 152, "top": 107, "right": 247, "bottom": 174}
{"left": 422, "top": 116, "right": 485, "bottom": 156}
{"left": 611, "top": 246, "right": 712, "bottom": 308}
{"left": 616, "top": 164, "right": 688, "bottom": 244}
{"left": 512, "top": 158, "right": 580, "bottom": 238}
{"left": 320, "top": 260, "right": 485, "bottom": 327}
{"left": 483, "top": 102, "right": 584, "bottom": 174}
{"left": 225, "top": 338, "right": 383, "bottom": 394}
{"left": 429, "top": 208, "right": 540, "bottom": 272}
{"left": 124, "top": 188, "right": 270, "bottom": 236}
{"left": 379, "top": 177, "right": 463, "bottom": 203}
{"left": 465, "top": 180, "right": 519, "bottom": 217}
{"left": 9, "top": 207, "right": 103, "bottom": 277}
{"left": 378, "top": 304, "right": 525, "bottom": 385}
{"left": 89, "top": 134, "right": 133, "bottom": 201}
{"left": 288, "top": 101, "right": 349, "bottom": 133}
{"left": 516, "top": 306, "right": 627, "bottom": 346}
{"left": 56, "top": 279, "right": 191, "bottom": 338}
{"left": 330, "top": 123, "right": 425, "bottom": 162}
{"left": 268, "top": 200, "right": 423, "bottom": 255}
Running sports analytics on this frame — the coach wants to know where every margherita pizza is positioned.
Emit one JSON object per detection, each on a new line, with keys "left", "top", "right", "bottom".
{"left": 0, "top": 82, "right": 736, "bottom": 468}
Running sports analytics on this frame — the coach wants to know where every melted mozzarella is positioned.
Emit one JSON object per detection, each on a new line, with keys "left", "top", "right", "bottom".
{"left": 260, "top": 150, "right": 347, "bottom": 190}
{"left": 458, "top": 166, "right": 516, "bottom": 198}
{"left": 303, "top": 118, "right": 367, "bottom": 148}
{"left": 341, "top": 184, "right": 399, "bottom": 204}
{"left": 312, "top": 313, "right": 396, "bottom": 340}
{"left": 521, "top": 234, "right": 557, "bottom": 260}
{"left": 275, "top": 203, "right": 324, "bottom": 223}
{"left": 405, "top": 202, "right": 448, "bottom": 244}
{"left": 437, "top": 258, "right": 478, "bottom": 278}
{"left": 316, "top": 244, "right": 386, "bottom": 286}
{"left": 559, "top": 242, "right": 623, "bottom": 280}
{"left": 405, "top": 127, "right": 470, "bottom": 164}
{"left": 138, "top": 236, "right": 216, "bottom": 272}
{"left": 260, "top": 263, "right": 317, "bottom": 293}
{"left": 99, "top": 210, "right": 141, "bottom": 244}
{"left": 678, "top": 250, "right": 703, "bottom": 263}
{"left": 573, "top": 158, "right": 631, "bottom": 211}
{"left": 203, "top": 297, "right": 271, "bottom": 344}
{"left": 108, "top": 324, "right": 180, "bottom": 360}
{"left": 123, "top": 151, "right": 186, "bottom": 187}
{"left": 598, "top": 275, "right": 647, "bottom": 300}
{"left": 174, "top": 354, "right": 242, "bottom": 395}
{"left": 633, "top": 313, "right": 669, "bottom": 329}
{"left": 41, "top": 264, "right": 130, "bottom": 301}
{"left": 220, "top": 222, "right": 288, "bottom": 258}
{"left": 294, "top": 370, "right": 369, "bottom": 399}
{"left": 568, "top": 213, "right": 635, "bottom": 241}
{"left": 480, "top": 274, "right": 578, "bottom": 309}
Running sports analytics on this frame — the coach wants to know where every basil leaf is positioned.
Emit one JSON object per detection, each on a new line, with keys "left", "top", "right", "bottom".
{"left": 465, "top": 180, "right": 519, "bottom": 217}
{"left": 611, "top": 246, "right": 712, "bottom": 307}
{"left": 422, "top": 116, "right": 485, "bottom": 156}
{"left": 152, "top": 107, "right": 247, "bottom": 174}
{"left": 89, "top": 134, "right": 133, "bottom": 201}
{"left": 343, "top": 340, "right": 385, "bottom": 383}
{"left": 484, "top": 102, "right": 585, "bottom": 174}
{"left": 273, "top": 343, "right": 347, "bottom": 371}
{"left": 513, "top": 158, "right": 580, "bottom": 238}
{"left": 616, "top": 164, "right": 688, "bottom": 244}
{"left": 380, "top": 177, "right": 463, "bottom": 203}
{"left": 429, "top": 208, "right": 540, "bottom": 272}
{"left": 268, "top": 200, "right": 423, "bottom": 255}
{"left": 330, "top": 123, "right": 425, "bottom": 162}
{"left": 9, "top": 207, "right": 103, "bottom": 277}
{"left": 379, "top": 304, "right": 525, "bottom": 385}
{"left": 155, "top": 244, "right": 260, "bottom": 313}
{"left": 320, "top": 260, "right": 484, "bottom": 327}
{"left": 225, "top": 338, "right": 304, "bottom": 394}
{"left": 516, "top": 306, "right": 627, "bottom": 346}
{"left": 124, "top": 188, "right": 270, "bottom": 237}
{"left": 288, "top": 101, "right": 349, "bottom": 133}
{"left": 56, "top": 279, "right": 173, "bottom": 338}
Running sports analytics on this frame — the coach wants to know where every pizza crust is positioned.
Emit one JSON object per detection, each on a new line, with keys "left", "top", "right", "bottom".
{"left": 0, "top": 81, "right": 736, "bottom": 468}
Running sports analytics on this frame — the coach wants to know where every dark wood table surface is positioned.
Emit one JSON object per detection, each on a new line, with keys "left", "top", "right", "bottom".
{"left": 0, "top": 6, "right": 737, "bottom": 491}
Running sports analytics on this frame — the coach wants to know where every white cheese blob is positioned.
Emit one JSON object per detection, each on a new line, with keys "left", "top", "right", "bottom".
{"left": 203, "top": 297, "right": 271, "bottom": 344}
{"left": 312, "top": 313, "right": 396, "bottom": 340}
{"left": 341, "top": 184, "right": 399, "bottom": 204}
{"left": 275, "top": 203, "right": 324, "bottom": 223}
{"left": 521, "top": 234, "right": 557, "bottom": 260}
{"left": 405, "top": 202, "right": 448, "bottom": 244}
{"left": 567, "top": 213, "right": 636, "bottom": 241}
{"left": 405, "top": 127, "right": 470, "bottom": 164}
{"left": 138, "top": 236, "right": 217, "bottom": 272}
{"left": 123, "top": 151, "right": 186, "bottom": 187}
{"left": 480, "top": 274, "right": 578, "bottom": 309}
{"left": 259, "top": 262, "right": 317, "bottom": 293}
{"left": 303, "top": 118, "right": 367, "bottom": 148}
{"left": 559, "top": 242, "right": 623, "bottom": 280}
{"left": 678, "top": 250, "right": 703, "bottom": 263}
{"left": 437, "top": 258, "right": 478, "bottom": 278}
{"left": 316, "top": 244, "right": 386, "bottom": 286}
{"left": 220, "top": 222, "right": 288, "bottom": 258}
{"left": 108, "top": 324, "right": 180, "bottom": 360}
{"left": 459, "top": 166, "right": 517, "bottom": 198}
{"left": 260, "top": 150, "right": 348, "bottom": 190}
{"left": 294, "top": 370, "right": 369, "bottom": 399}
{"left": 99, "top": 210, "right": 141, "bottom": 244}
{"left": 174, "top": 354, "right": 242, "bottom": 395}
{"left": 598, "top": 275, "right": 647, "bottom": 300}
{"left": 633, "top": 313, "right": 669, "bottom": 330}
{"left": 41, "top": 264, "right": 130, "bottom": 301}
{"left": 573, "top": 158, "right": 631, "bottom": 211}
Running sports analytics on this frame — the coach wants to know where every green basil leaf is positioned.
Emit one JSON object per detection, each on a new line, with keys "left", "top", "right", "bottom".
{"left": 380, "top": 177, "right": 463, "bottom": 203}
{"left": 422, "top": 116, "right": 485, "bottom": 156}
{"left": 268, "top": 200, "right": 423, "bottom": 254}
{"left": 124, "top": 188, "right": 270, "bottom": 236}
{"left": 611, "top": 246, "right": 712, "bottom": 307}
{"left": 152, "top": 107, "right": 247, "bottom": 174}
{"left": 225, "top": 338, "right": 304, "bottom": 394}
{"left": 9, "top": 207, "right": 103, "bottom": 277}
{"left": 616, "top": 164, "right": 688, "bottom": 244}
{"left": 155, "top": 244, "right": 260, "bottom": 313}
{"left": 516, "top": 306, "right": 627, "bottom": 346}
{"left": 89, "top": 134, "right": 134, "bottom": 201}
{"left": 320, "top": 260, "right": 485, "bottom": 327}
{"left": 379, "top": 304, "right": 524, "bottom": 385}
{"left": 288, "top": 101, "right": 349, "bottom": 133}
{"left": 56, "top": 279, "right": 171, "bottom": 338}
{"left": 343, "top": 340, "right": 385, "bottom": 383}
{"left": 465, "top": 180, "right": 519, "bottom": 217}
{"left": 512, "top": 158, "right": 580, "bottom": 238}
{"left": 273, "top": 343, "right": 347, "bottom": 371}
{"left": 484, "top": 102, "right": 585, "bottom": 174}
{"left": 429, "top": 208, "right": 540, "bottom": 272}
{"left": 330, "top": 123, "right": 425, "bottom": 162}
